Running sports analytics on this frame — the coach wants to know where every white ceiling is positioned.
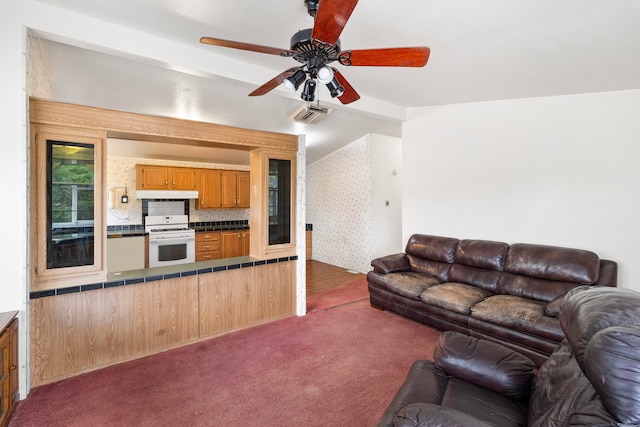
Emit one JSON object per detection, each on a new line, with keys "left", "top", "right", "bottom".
{"left": 33, "top": 0, "right": 640, "bottom": 164}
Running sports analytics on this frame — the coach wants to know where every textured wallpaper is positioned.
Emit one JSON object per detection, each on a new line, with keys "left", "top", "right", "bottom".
{"left": 307, "top": 135, "right": 372, "bottom": 273}
{"left": 107, "top": 156, "right": 250, "bottom": 226}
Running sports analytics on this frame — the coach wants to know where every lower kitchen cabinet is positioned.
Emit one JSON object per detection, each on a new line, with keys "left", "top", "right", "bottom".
{"left": 107, "top": 236, "right": 145, "bottom": 272}
{"left": 220, "top": 230, "right": 250, "bottom": 258}
{"left": 196, "top": 231, "right": 220, "bottom": 261}
{"left": 0, "top": 312, "right": 18, "bottom": 427}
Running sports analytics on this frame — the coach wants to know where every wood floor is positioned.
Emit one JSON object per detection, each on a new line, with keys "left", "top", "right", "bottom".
{"left": 306, "top": 260, "right": 366, "bottom": 296}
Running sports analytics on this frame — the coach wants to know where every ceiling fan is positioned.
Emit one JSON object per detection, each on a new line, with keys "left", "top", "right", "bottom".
{"left": 200, "top": 0, "right": 430, "bottom": 105}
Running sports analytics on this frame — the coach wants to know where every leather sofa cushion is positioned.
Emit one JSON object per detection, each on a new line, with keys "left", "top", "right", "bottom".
{"left": 420, "top": 283, "right": 493, "bottom": 315}
{"left": 471, "top": 295, "right": 562, "bottom": 342}
{"left": 448, "top": 264, "right": 502, "bottom": 292}
{"left": 441, "top": 377, "right": 529, "bottom": 427}
{"left": 504, "top": 243, "right": 600, "bottom": 284}
{"left": 455, "top": 239, "right": 508, "bottom": 270}
{"left": 407, "top": 255, "right": 451, "bottom": 282}
{"left": 395, "top": 403, "right": 496, "bottom": 427}
{"left": 405, "top": 234, "right": 459, "bottom": 263}
{"left": 584, "top": 326, "right": 640, "bottom": 424}
{"left": 497, "top": 273, "right": 579, "bottom": 302}
{"left": 368, "top": 271, "right": 440, "bottom": 300}
{"left": 561, "top": 286, "right": 640, "bottom": 367}
{"left": 376, "top": 358, "right": 527, "bottom": 427}
{"left": 434, "top": 331, "right": 535, "bottom": 401}
{"left": 528, "top": 339, "right": 616, "bottom": 427}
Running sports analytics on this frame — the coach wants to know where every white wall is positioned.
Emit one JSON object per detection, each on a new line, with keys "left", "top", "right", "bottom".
{"left": 307, "top": 134, "right": 403, "bottom": 273}
{"left": 370, "top": 134, "right": 403, "bottom": 259}
{"left": 403, "top": 90, "right": 640, "bottom": 291}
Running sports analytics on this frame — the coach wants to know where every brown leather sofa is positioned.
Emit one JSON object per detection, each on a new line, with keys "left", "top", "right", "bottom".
{"left": 367, "top": 234, "right": 617, "bottom": 366}
{"left": 376, "top": 286, "right": 640, "bottom": 427}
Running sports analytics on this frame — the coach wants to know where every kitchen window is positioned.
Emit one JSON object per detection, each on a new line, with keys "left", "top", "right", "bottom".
{"left": 32, "top": 124, "right": 107, "bottom": 289}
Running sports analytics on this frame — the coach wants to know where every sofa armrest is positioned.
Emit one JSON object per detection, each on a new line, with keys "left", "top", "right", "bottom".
{"left": 544, "top": 294, "right": 565, "bottom": 317}
{"left": 395, "top": 403, "right": 494, "bottom": 427}
{"left": 371, "top": 253, "right": 410, "bottom": 274}
{"left": 434, "top": 332, "right": 535, "bottom": 400}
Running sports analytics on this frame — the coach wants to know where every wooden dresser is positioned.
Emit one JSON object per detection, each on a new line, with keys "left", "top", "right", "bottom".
{"left": 0, "top": 311, "right": 18, "bottom": 427}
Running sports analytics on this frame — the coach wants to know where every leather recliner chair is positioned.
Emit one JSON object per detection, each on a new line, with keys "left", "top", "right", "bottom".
{"left": 376, "top": 286, "right": 640, "bottom": 427}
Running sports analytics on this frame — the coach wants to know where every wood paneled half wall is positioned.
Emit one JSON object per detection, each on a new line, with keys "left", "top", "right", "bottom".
{"left": 30, "top": 260, "right": 296, "bottom": 387}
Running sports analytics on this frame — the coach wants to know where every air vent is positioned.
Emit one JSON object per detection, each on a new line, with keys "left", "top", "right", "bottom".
{"left": 288, "top": 103, "right": 332, "bottom": 125}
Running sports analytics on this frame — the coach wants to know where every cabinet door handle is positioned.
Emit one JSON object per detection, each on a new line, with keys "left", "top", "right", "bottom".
{"left": 10, "top": 365, "right": 16, "bottom": 370}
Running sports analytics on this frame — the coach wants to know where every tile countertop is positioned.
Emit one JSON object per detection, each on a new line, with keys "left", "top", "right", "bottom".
{"left": 106, "top": 255, "right": 257, "bottom": 282}
{"left": 30, "top": 254, "right": 298, "bottom": 299}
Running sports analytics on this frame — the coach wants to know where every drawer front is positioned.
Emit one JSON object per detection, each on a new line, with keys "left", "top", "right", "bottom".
{"left": 196, "top": 251, "right": 219, "bottom": 261}
{"left": 196, "top": 241, "right": 219, "bottom": 252}
{"left": 196, "top": 232, "right": 219, "bottom": 242}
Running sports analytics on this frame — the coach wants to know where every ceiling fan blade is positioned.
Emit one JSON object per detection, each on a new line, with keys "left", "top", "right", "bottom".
{"left": 331, "top": 68, "right": 360, "bottom": 104}
{"left": 311, "top": 0, "right": 359, "bottom": 45}
{"left": 200, "top": 37, "right": 295, "bottom": 57}
{"left": 248, "top": 68, "right": 299, "bottom": 97}
{"left": 340, "top": 47, "right": 430, "bottom": 67}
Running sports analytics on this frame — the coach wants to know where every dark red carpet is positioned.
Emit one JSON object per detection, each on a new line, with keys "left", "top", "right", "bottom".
{"left": 11, "top": 283, "right": 440, "bottom": 427}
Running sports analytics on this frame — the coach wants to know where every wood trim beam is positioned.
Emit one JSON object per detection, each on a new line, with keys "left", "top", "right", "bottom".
{"left": 29, "top": 98, "right": 298, "bottom": 152}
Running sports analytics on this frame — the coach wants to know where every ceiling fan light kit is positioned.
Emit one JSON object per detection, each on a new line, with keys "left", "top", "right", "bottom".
{"left": 200, "top": 0, "right": 430, "bottom": 105}
{"left": 301, "top": 79, "right": 317, "bottom": 102}
{"left": 284, "top": 69, "right": 307, "bottom": 91}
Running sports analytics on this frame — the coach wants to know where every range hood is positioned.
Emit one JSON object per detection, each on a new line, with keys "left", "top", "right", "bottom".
{"left": 135, "top": 190, "right": 199, "bottom": 199}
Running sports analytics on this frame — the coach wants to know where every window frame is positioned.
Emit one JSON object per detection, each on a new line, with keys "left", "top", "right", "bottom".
{"left": 32, "top": 125, "right": 107, "bottom": 289}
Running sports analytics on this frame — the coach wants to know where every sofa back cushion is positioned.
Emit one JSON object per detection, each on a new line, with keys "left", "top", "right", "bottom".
{"left": 405, "top": 234, "right": 459, "bottom": 263}
{"left": 504, "top": 243, "right": 600, "bottom": 283}
{"left": 448, "top": 239, "right": 508, "bottom": 292}
{"left": 407, "top": 256, "right": 451, "bottom": 282}
{"left": 497, "top": 243, "right": 601, "bottom": 301}
{"left": 405, "top": 235, "right": 459, "bottom": 281}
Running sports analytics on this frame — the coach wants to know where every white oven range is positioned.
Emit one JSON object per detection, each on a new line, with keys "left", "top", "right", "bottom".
{"left": 145, "top": 214, "right": 195, "bottom": 268}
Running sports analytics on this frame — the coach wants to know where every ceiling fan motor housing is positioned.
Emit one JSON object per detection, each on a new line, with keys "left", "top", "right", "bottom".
{"left": 290, "top": 28, "right": 341, "bottom": 74}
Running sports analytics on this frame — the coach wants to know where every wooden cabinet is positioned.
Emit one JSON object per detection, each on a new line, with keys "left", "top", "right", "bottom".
{"left": 221, "top": 230, "right": 250, "bottom": 258}
{"left": 196, "top": 170, "right": 222, "bottom": 209}
{"left": 196, "top": 231, "right": 220, "bottom": 261}
{"left": 136, "top": 165, "right": 196, "bottom": 190}
{"left": 221, "top": 171, "right": 250, "bottom": 208}
{"left": 0, "top": 313, "right": 18, "bottom": 427}
{"left": 306, "top": 230, "right": 312, "bottom": 260}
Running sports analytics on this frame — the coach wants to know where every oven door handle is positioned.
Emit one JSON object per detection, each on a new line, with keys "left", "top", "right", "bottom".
{"left": 149, "top": 236, "right": 195, "bottom": 245}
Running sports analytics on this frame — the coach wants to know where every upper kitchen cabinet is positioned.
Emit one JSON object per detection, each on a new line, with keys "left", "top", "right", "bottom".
{"left": 135, "top": 165, "right": 196, "bottom": 190}
{"left": 196, "top": 169, "right": 250, "bottom": 210}
{"left": 197, "top": 169, "right": 222, "bottom": 209}
{"left": 30, "top": 124, "right": 107, "bottom": 290}
{"left": 221, "top": 171, "right": 250, "bottom": 209}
